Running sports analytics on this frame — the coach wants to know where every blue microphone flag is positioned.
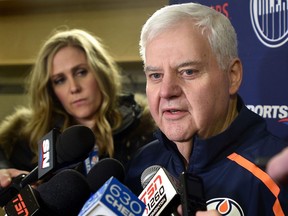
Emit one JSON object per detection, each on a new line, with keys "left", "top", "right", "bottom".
{"left": 78, "top": 177, "right": 145, "bottom": 216}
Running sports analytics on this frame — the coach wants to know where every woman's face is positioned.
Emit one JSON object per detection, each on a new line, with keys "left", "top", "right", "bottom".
{"left": 50, "top": 46, "right": 102, "bottom": 127}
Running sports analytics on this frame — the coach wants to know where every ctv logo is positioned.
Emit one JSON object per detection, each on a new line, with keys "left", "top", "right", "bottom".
{"left": 139, "top": 174, "right": 166, "bottom": 215}
{"left": 250, "top": 0, "right": 288, "bottom": 47}
{"left": 12, "top": 194, "right": 29, "bottom": 216}
{"left": 41, "top": 139, "right": 51, "bottom": 169}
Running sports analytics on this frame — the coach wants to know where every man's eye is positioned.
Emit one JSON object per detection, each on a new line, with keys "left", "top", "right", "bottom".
{"left": 183, "top": 69, "right": 195, "bottom": 75}
{"left": 180, "top": 69, "right": 200, "bottom": 79}
{"left": 149, "top": 73, "right": 162, "bottom": 80}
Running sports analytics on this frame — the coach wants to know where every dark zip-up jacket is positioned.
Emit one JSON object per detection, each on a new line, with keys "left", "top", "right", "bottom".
{"left": 125, "top": 96, "right": 288, "bottom": 215}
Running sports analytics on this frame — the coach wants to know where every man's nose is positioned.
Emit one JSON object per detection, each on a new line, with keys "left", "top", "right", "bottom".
{"left": 159, "top": 73, "right": 181, "bottom": 99}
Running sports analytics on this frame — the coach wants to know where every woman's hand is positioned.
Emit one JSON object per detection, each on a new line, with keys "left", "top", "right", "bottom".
{"left": 0, "top": 168, "right": 28, "bottom": 188}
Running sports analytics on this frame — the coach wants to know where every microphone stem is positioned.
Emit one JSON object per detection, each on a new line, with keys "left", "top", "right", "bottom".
{"left": 20, "top": 166, "right": 38, "bottom": 187}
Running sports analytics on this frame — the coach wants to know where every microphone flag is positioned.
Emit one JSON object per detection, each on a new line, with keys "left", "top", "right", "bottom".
{"left": 139, "top": 167, "right": 181, "bottom": 216}
{"left": 38, "top": 128, "right": 59, "bottom": 179}
{"left": 4, "top": 185, "right": 40, "bottom": 216}
{"left": 78, "top": 177, "right": 145, "bottom": 216}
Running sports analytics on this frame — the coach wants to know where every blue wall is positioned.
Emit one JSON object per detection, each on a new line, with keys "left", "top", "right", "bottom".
{"left": 170, "top": 0, "right": 288, "bottom": 141}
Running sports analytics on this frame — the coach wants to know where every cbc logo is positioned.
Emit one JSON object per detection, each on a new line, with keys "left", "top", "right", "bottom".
{"left": 250, "top": 0, "right": 288, "bottom": 48}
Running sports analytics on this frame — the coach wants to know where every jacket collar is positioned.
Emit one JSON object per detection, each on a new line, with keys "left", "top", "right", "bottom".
{"left": 155, "top": 95, "right": 266, "bottom": 173}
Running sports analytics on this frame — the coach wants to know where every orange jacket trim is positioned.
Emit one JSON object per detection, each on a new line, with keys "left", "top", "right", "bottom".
{"left": 227, "top": 152, "right": 284, "bottom": 216}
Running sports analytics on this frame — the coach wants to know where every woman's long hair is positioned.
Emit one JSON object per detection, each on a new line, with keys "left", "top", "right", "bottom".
{"left": 24, "top": 28, "right": 123, "bottom": 158}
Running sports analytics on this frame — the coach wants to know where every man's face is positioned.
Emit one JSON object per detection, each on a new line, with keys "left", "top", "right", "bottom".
{"left": 145, "top": 21, "right": 238, "bottom": 143}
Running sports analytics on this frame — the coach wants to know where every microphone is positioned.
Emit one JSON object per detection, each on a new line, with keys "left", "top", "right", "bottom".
{"left": 0, "top": 174, "right": 27, "bottom": 208}
{"left": 86, "top": 158, "right": 125, "bottom": 193}
{"left": 139, "top": 166, "right": 207, "bottom": 216}
{"left": 139, "top": 165, "right": 181, "bottom": 216}
{"left": 78, "top": 158, "right": 145, "bottom": 216}
{"left": 0, "top": 125, "right": 95, "bottom": 207}
{"left": 4, "top": 185, "right": 41, "bottom": 216}
{"left": 179, "top": 172, "right": 206, "bottom": 216}
{"left": 4, "top": 169, "right": 91, "bottom": 216}
{"left": 254, "top": 157, "right": 270, "bottom": 169}
{"left": 78, "top": 176, "right": 145, "bottom": 216}
{"left": 23, "top": 125, "right": 95, "bottom": 186}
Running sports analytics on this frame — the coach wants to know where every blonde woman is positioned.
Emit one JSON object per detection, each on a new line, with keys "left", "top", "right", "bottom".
{"left": 0, "top": 29, "right": 156, "bottom": 187}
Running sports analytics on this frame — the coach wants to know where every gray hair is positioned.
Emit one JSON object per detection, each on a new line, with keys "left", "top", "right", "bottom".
{"left": 140, "top": 2, "right": 238, "bottom": 70}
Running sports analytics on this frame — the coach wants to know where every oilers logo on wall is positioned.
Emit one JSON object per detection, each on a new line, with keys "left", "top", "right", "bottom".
{"left": 250, "top": 0, "right": 288, "bottom": 48}
{"left": 207, "top": 198, "right": 244, "bottom": 216}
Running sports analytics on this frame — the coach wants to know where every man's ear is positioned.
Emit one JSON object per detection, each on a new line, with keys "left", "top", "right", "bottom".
{"left": 228, "top": 58, "right": 243, "bottom": 95}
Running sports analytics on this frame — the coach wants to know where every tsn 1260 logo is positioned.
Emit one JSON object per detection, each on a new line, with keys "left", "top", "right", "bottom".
{"left": 139, "top": 173, "right": 166, "bottom": 216}
{"left": 138, "top": 168, "right": 180, "bottom": 216}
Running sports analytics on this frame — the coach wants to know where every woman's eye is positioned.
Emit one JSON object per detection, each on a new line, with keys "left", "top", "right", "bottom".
{"left": 52, "top": 77, "right": 65, "bottom": 85}
{"left": 76, "top": 68, "right": 88, "bottom": 76}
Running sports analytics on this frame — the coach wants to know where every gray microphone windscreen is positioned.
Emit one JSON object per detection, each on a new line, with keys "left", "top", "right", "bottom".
{"left": 140, "top": 165, "right": 161, "bottom": 188}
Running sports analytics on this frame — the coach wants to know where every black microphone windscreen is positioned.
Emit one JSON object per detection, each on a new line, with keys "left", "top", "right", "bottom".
{"left": 86, "top": 158, "right": 125, "bottom": 192}
{"left": 37, "top": 169, "right": 91, "bottom": 216}
{"left": 56, "top": 125, "right": 95, "bottom": 163}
